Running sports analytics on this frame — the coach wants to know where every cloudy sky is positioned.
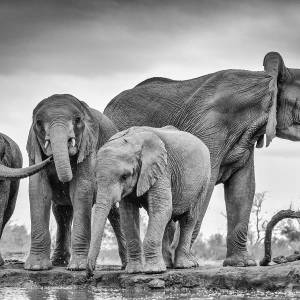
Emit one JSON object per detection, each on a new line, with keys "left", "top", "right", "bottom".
{"left": 1, "top": 0, "right": 300, "bottom": 238}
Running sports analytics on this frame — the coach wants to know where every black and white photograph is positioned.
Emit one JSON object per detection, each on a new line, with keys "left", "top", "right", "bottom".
{"left": 0, "top": 0, "right": 300, "bottom": 299}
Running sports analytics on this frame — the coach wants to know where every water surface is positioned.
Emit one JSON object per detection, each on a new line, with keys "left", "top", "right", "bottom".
{"left": 0, "top": 287, "right": 299, "bottom": 300}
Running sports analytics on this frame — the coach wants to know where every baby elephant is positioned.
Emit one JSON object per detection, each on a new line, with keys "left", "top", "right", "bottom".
{"left": 87, "top": 126, "right": 211, "bottom": 274}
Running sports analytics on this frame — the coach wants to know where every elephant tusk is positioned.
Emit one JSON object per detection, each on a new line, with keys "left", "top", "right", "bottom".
{"left": 44, "top": 140, "right": 49, "bottom": 149}
{"left": 115, "top": 202, "right": 119, "bottom": 208}
{"left": 71, "top": 138, "right": 76, "bottom": 147}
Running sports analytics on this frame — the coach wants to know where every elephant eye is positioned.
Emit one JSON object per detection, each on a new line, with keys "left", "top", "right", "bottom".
{"left": 121, "top": 172, "right": 131, "bottom": 181}
{"left": 36, "top": 120, "right": 42, "bottom": 128}
{"left": 74, "top": 116, "right": 81, "bottom": 125}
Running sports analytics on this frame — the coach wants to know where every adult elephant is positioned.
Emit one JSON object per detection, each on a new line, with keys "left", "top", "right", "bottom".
{"left": 104, "top": 52, "right": 300, "bottom": 267}
{"left": 25, "top": 94, "right": 126, "bottom": 271}
{"left": 0, "top": 133, "right": 51, "bottom": 265}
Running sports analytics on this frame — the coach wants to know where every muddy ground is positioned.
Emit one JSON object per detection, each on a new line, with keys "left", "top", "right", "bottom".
{"left": 1, "top": 260, "right": 300, "bottom": 293}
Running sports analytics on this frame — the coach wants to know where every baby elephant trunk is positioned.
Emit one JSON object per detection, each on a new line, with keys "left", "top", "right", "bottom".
{"left": 87, "top": 193, "right": 112, "bottom": 277}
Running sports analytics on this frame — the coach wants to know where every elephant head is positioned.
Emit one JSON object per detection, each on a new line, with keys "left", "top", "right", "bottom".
{"left": 264, "top": 52, "right": 300, "bottom": 145}
{"left": 26, "top": 94, "right": 100, "bottom": 183}
{"left": 86, "top": 129, "right": 167, "bottom": 274}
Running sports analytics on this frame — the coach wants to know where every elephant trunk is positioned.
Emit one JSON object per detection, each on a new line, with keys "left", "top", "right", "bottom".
{"left": 49, "top": 124, "right": 73, "bottom": 183}
{"left": 0, "top": 157, "right": 52, "bottom": 180}
{"left": 87, "top": 192, "right": 112, "bottom": 277}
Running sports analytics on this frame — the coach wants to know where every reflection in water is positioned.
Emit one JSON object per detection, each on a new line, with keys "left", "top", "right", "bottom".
{"left": 0, "top": 288, "right": 96, "bottom": 300}
{"left": 0, "top": 287, "right": 298, "bottom": 300}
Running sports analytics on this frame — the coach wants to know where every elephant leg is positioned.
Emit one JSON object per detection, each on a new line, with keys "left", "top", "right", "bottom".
{"left": 143, "top": 211, "right": 171, "bottom": 273}
{"left": 186, "top": 218, "right": 203, "bottom": 266}
{"left": 108, "top": 205, "right": 127, "bottom": 268}
{"left": 190, "top": 219, "right": 202, "bottom": 247}
{"left": 0, "top": 180, "right": 11, "bottom": 266}
{"left": 174, "top": 213, "right": 198, "bottom": 269}
{"left": 223, "top": 151, "right": 256, "bottom": 267}
{"left": 143, "top": 178, "right": 172, "bottom": 273}
{"left": 187, "top": 176, "right": 217, "bottom": 266}
{"left": 51, "top": 204, "right": 73, "bottom": 266}
{"left": 162, "top": 221, "right": 176, "bottom": 268}
{"left": 120, "top": 198, "right": 143, "bottom": 273}
{"left": 2, "top": 180, "right": 19, "bottom": 231}
{"left": 25, "top": 172, "right": 52, "bottom": 270}
{"left": 67, "top": 180, "right": 93, "bottom": 271}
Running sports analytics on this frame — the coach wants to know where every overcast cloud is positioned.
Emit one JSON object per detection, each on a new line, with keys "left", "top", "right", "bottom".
{"left": 1, "top": 0, "right": 300, "bottom": 237}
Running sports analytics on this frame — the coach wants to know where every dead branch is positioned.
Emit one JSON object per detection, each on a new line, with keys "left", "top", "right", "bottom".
{"left": 260, "top": 209, "right": 300, "bottom": 266}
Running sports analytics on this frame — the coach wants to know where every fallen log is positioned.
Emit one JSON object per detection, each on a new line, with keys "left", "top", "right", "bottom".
{"left": 260, "top": 209, "right": 300, "bottom": 266}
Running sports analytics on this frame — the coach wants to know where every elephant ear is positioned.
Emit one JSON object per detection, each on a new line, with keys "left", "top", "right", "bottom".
{"left": 26, "top": 124, "right": 42, "bottom": 163}
{"left": 263, "top": 52, "right": 292, "bottom": 146}
{"left": 77, "top": 101, "right": 99, "bottom": 163}
{"left": 136, "top": 133, "right": 168, "bottom": 197}
{"left": 108, "top": 127, "right": 141, "bottom": 143}
{"left": 0, "top": 136, "right": 11, "bottom": 167}
{"left": 108, "top": 129, "right": 131, "bottom": 142}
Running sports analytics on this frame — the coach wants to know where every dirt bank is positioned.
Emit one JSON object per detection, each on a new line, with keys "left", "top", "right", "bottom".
{"left": 1, "top": 260, "right": 300, "bottom": 292}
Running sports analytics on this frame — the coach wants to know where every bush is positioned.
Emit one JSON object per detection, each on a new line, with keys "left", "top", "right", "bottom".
{"left": 192, "top": 233, "right": 226, "bottom": 260}
{"left": 0, "top": 221, "right": 30, "bottom": 255}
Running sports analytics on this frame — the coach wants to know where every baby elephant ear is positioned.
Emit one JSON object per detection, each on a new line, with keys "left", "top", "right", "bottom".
{"left": 108, "top": 129, "right": 130, "bottom": 142}
{"left": 263, "top": 52, "right": 292, "bottom": 147}
{"left": 136, "top": 133, "right": 168, "bottom": 197}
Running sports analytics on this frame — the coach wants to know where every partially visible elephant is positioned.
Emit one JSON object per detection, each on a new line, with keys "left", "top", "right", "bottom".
{"left": 24, "top": 94, "right": 126, "bottom": 271}
{"left": 0, "top": 133, "right": 51, "bottom": 265}
{"left": 104, "top": 52, "right": 300, "bottom": 267}
{"left": 87, "top": 126, "right": 211, "bottom": 275}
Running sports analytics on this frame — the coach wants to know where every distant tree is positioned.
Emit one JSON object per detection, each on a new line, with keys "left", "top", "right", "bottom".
{"left": 249, "top": 192, "right": 268, "bottom": 246}
{"left": 193, "top": 233, "right": 226, "bottom": 260}
{"left": 206, "top": 233, "right": 226, "bottom": 260}
{"left": 280, "top": 219, "right": 300, "bottom": 242}
{"left": 0, "top": 221, "right": 30, "bottom": 253}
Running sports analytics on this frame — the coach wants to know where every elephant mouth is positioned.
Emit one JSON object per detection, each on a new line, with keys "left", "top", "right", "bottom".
{"left": 42, "top": 137, "right": 79, "bottom": 157}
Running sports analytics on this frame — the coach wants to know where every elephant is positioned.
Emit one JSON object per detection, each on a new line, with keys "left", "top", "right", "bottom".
{"left": 104, "top": 52, "right": 300, "bottom": 267}
{"left": 24, "top": 94, "right": 126, "bottom": 271}
{"left": 0, "top": 133, "right": 51, "bottom": 265}
{"left": 86, "top": 125, "right": 211, "bottom": 275}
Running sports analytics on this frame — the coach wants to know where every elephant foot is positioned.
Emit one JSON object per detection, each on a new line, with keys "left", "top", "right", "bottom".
{"left": 67, "top": 255, "right": 87, "bottom": 271}
{"left": 0, "top": 253, "right": 4, "bottom": 266}
{"left": 125, "top": 261, "right": 143, "bottom": 274}
{"left": 174, "top": 251, "right": 199, "bottom": 269}
{"left": 223, "top": 252, "right": 257, "bottom": 267}
{"left": 24, "top": 254, "right": 52, "bottom": 270}
{"left": 144, "top": 258, "right": 166, "bottom": 274}
{"left": 51, "top": 250, "right": 70, "bottom": 266}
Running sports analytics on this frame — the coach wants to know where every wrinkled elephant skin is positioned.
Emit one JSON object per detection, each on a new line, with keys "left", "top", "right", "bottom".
{"left": 87, "top": 126, "right": 211, "bottom": 275}
{"left": 24, "top": 94, "right": 126, "bottom": 271}
{"left": 104, "top": 52, "right": 300, "bottom": 267}
{"left": 0, "top": 133, "right": 52, "bottom": 266}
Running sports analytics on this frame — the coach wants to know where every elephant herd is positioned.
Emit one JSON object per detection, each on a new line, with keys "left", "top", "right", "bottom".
{"left": 0, "top": 51, "right": 299, "bottom": 275}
